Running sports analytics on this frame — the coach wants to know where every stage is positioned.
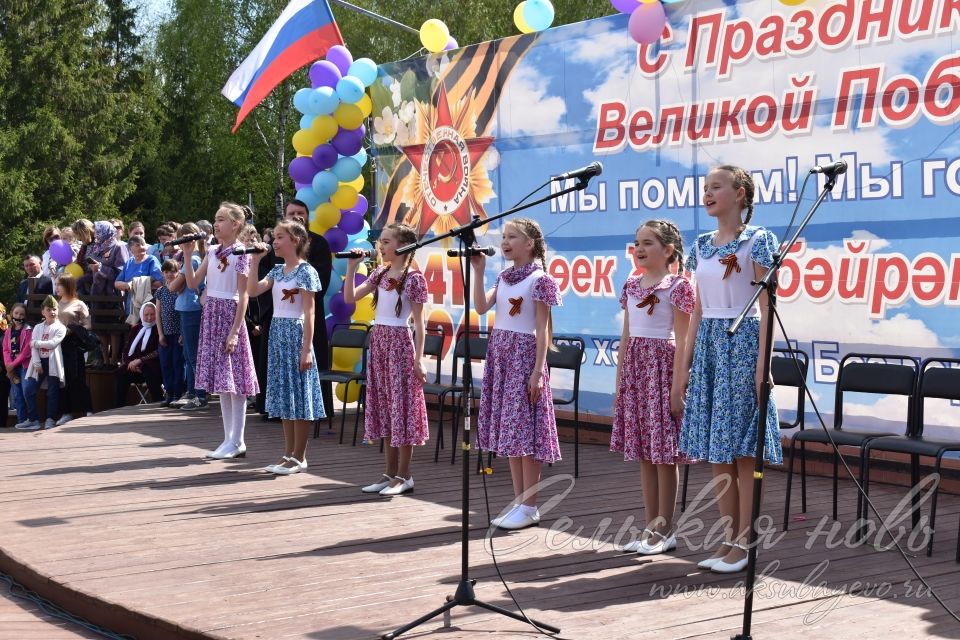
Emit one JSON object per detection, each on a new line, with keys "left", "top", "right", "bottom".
{"left": 1, "top": 403, "right": 959, "bottom": 640}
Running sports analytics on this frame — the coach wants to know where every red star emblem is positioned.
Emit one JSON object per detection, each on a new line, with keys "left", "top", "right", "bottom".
{"left": 400, "top": 83, "right": 495, "bottom": 237}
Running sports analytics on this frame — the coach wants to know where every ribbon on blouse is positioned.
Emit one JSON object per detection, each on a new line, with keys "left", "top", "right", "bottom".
{"left": 508, "top": 296, "right": 523, "bottom": 316}
{"left": 217, "top": 255, "right": 229, "bottom": 272}
{"left": 281, "top": 288, "right": 300, "bottom": 302}
{"left": 385, "top": 277, "right": 400, "bottom": 292}
{"left": 637, "top": 293, "right": 660, "bottom": 315}
{"left": 719, "top": 254, "right": 741, "bottom": 280}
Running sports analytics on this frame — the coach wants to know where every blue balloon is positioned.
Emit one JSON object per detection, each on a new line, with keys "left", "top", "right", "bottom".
{"left": 351, "top": 148, "right": 368, "bottom": 167}
{"left": 293, "top": 88, "right": 314, "bottom": 114}
{"left": 335, "top": 76, "right": 366, "bottom": 104}
{"left": 325, "top": 273, "right": 343, "bottom": 298}
{"left": 312, "top": 170, "right": 340, "bottom": 199}
{"left": 299, "top": 114, "right": 315, "bottom": 129}
{"left": 347, "top": 58, "right": 378, "bottom": 87}
{"left": 332, "top": 157, "right": 363, "bottom": 182}
{"left": 309, "top": 86, "right": 340, "bottom": 115}
{"left": 296, "top": 187, "right": 322, "bottom": 210}
{"left": 523, "top": 0, "right": 555, "bottom": 31}
{"left": 331, "top": 257, "right": 349, "bottom": 277}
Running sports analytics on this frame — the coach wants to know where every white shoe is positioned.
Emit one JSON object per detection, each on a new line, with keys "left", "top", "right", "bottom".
{"left": 712, "top": 543, "right": 750, "bottom": 574}
{"left": 16, "top": 420, "right": 41, "bottom": 431}
{"left": 497, "top": 505, "right": 540, "bottom": 530}
{"left": 697, "top": 542, "right": 735, "bottom": 570}
{"left": 622, "top": 529, "right": 654, "bottom": 553}
{"left": 379, "top": 476, "right": 414, "bottom": 496}
{"left": 362, "top": 474, "right": 394, "bottom": 494}
{"left": 208, "top": 444, "right": 246, "bottom": 460}
{"left": 490, "top": 503, "right": 519, "bottom": 527}
{"left": 170, "top": 393, "right": 194, "bottom": 408}
{"left": 205, "top": 442, "right": 231, "bottom": 458}
{"left": 55, "top": 414, "right": 74, "bottom": 426}
{"left": 273, "top": 457, "right": 305, "bottom": 475}
{"left": 638, "top": 532, "right": 677, "bottom": 555}
{"left": 43, "top": 418, "right": 56, "bottom": 429}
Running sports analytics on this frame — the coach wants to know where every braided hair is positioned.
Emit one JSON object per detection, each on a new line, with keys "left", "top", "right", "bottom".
{"left": 504, "top": 217, "right": 557, "bottom": 351}
{"left": 640, "top": 219, "right": 685, "bottom": 267}
{"left": 371, "top": 223, "right": 419, "bottom": 317}
{"left": 714, "top": 164, "right": 755, "bottom": 227}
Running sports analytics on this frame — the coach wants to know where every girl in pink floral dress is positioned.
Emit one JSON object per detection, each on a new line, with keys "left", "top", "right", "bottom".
{"left": 471, "top": 218, "right": 563, "bottom": 530}
{"left": 184, "top": 202, "right": 259, "bottom": 460}
{"left": 345, "top": 223, "right": 428, "bottom": 497}
{"left": 611, "top": 220, "right": 695, "bottom": 556}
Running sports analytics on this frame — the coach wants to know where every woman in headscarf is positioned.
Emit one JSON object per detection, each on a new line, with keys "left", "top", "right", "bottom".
{"left": 114, "top": 302, "right": 162, "bottom": 407}
{"left": 86, "top": 221, "right": 130, "bottom": 365}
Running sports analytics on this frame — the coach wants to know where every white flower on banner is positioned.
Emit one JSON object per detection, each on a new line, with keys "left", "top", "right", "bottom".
{"left": 390, "top": 79, "right": 402, "bottom": 108}
{"left": 484, "top": 146, "right": 501, "bottom": 171}
{"left": 373, "top": 106, "right": 398, "bottom": 145}
{"left": 397, "top": 100, "right": 415, "bottom": 124}
{"left": 394, "top": 119, "right": 412, "bottom": 147}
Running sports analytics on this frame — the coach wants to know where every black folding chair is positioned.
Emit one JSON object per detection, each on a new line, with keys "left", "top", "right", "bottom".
{"left": 783, "top": 353, "right": 918, "bottom": 527}
{"left": 859, "top": 358, "right": 960, "bottom": 557}
{"left": 416, "top": 324, "right": 466, "bottom": 462}
{"left": 549, "top": 336, "right": 585, "bottom": 477}
{"left": 314, "top": 323, "right": 369, "bottom": 443}
{"left": 442, "top": 329, "right": 489, "bottom": 466}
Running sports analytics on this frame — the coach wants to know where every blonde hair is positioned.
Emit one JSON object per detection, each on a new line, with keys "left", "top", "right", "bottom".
{"left": 372, "top": 223, "right": 418, "bottom": 317}
{"left": 274, "top": 220, "right": 310, "bottom": 259}
{"left": 504, "top": 217, "right": 556, "bottom": 350}
{"left": 639, "top": 219, "right": 685, "bottom": 266}
{"left": 177, "top": 222, "right": 206, "bottom": 258}
{"left": 72, "top": 219, "right": 95, "bottom": 245}
{"left": 713, "top": 164, "right": 755, "bottom": 226}
{"left": 215, "top": 201, "right": 248, "bottom": 241}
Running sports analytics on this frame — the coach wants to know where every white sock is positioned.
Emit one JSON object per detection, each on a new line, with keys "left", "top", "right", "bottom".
{"left": 227, "top": 392, "right": 247, "bottom": 448}
{"left": 218, "top": 394, "right": 233, "bottom": 447}
{"left": 520, "top": 504, "right": 538, "bottom": 516}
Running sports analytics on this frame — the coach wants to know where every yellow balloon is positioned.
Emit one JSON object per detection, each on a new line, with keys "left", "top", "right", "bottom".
{"left": 779, "top": 0, "right": 806, "bottom": 4}
{"left": 334, "top": 103, "right": 365, "bottom": 130}
{"left": 309, "top": 219, "right": 329, "bottom": 236}
{"left": 331, "top": 185, "right": 359, "bottom": 210}
{"left": 356, "top": 94, "right": 372, "bottom": 118}
{"left": 292, "top": 128, "right": 321, "bottom": 155}
{"left": 312, "top": 114, "right": 339, "bottom": 142}
{"left": 333, "top": 346, "right": 360, "bottom": 371}
{"left": 64, "top": 263, "right": 84, "bottom": 278}
{"left": 353, "top": 296, "right": 375, "bottom": 323}
{"left": 314, "top": 202, "right": 341, "bottom": 228}
{"left": 335, "top": 381, "right": 361, "bottom": 403}
{"left": 420, "top": 19, "right": 449, "bottom": 53}
{"left": 514, "top": 3, "right": 533, "bottom": 34}
{"left": 356, "top": 262, "right": 368, "bottom": 276}
{"left": 344, "top": 174, "right": 365, "bottom": 192}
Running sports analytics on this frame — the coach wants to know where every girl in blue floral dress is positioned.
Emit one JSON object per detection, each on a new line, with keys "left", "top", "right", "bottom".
{"left": 677, "top": 165, "right": 780, "bottom": 574}
{"left": 248, "top": 220, "right": 324, "bottom": 475}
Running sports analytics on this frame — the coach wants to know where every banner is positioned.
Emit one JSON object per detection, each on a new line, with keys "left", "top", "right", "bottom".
{"left": 369, "top": 0, "right": 960, "bottom": 437}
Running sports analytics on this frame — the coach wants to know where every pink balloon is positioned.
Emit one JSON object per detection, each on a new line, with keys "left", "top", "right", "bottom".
{"left": 628, "top": 3, "right": 667, "bottom": 45}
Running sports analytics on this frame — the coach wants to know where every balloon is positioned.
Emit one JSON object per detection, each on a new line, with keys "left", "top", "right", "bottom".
{"left": 343, "top": 174, "right": 365, "bottom": 193}
{"left": 49, "top": 239, "right": 73, "bottom": 265}
{"left": 351, "top": 148, "right": 368, "bottom": 167}
{"left": 329, "top": 292, "right": 354, "bottom": 320}
{"left": 335, "top": 381, "right": 361, "bottom": 403}
{"left": 312, "top": 143, "right": 338, "bottom": 171}
{"left": 332, "top": 157, "right": 363, "bottom": 182}
{"left": 312, "top": 170, "right": 340, "bottom": 199}
{"left": 350, "top": 194, "right": 369, "bottom": 215}
{"left": 355, "top": 94, "right": 373, "bottom": 118}
{"left": 309, "top": 60, "right": 342, "bottom": 88}
{"left": 293, "top": 87, "right": 314, "bottom": 114}
{"left": 354, "top": 272, "right": 368, "bottom": 286}
{"left": 610, "top": 0, "right": 640, "bottom": 13}
{"left": 299, "top": 114, "right": 314, "bottom": 130}
{"left": 330, "top": 185, "right": 359, "bottom": 210}
{"left": 352, "top": 296, "right": 375, "bottom": 323}
{"left": 312, "top": 114, "right": 339, "bottom": 141}
{"left": 523, "top": 0, "right": 555, "bottom": 31}
{"left": 288, "top": 156, "right": 317, "bottom": 184}
{"left": 294, "top": 181, "right": 310, "bottom": 191}
{"left": 444, "top": 36, "right": 458, "bottom": 51}
{"left": 325, "top": 316, "right": 338, "bottom": 338}
{"left": 336, "top": 76, "right": 366, "bottom": 104}
{"left": 334, "top": 103, "right": 365, "bottom": 130}
{"left": 324, "top": 227, "right": 349, "bottom": 253}
{"left": 326, "top": 45, "right": 354, "bottom": 76}
{"left": 292, "top": 128, "right": 321, "bottom": 155}
{"left": 309, "top": 218, "right": 329, "bottom": 236}
{"left": 338, "top": 210, "right": 365, "bottom": 235}
{"left": 309, "top": 86, "right": 340, "bottom": 115}
{"left": 779, "top": 0, "right": 807, "bottom": 4}
{"left": 64, "top": 262, "right": 84, "bottom": 278}
{"left": 314, "top": 202, "right": 341, "bottom": 229}
{"left": 347, "top": 58, "right": 378, "bottom": 87}
{"left": 514, "top": 3, "right": 534, "bottom": 33}
{"left": 296, "top": 187, "right": 322, "bottom": 210}
{"left": 326, "top": 273, "right": 343, "bottom": 295}
{"left": 331, "top": 128, "right": 364, "bottom": 156}
{"left": 332, "top": 347, "right": 360, "bottom": 370}
{"left": 628, "top": 1, "right": 667, "bottom": 44}
{"left": 419, "top": 19, "right": 450, "bottom": 53}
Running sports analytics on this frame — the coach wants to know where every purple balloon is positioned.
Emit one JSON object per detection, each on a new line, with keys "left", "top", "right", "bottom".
{"left": 354, "top": 272, "right": 368, "bottom": 286}
{"left": 324, "top": 227, "right": 348, "bottom": 253}
{"left": 444, "top": 36, "right": 458, "bottom": 51}
{"left": 325, "top": 45, "right": 354, "bottom": 76}
{"left": 49, "top": 239, "right": 73, "bottom": 265}
{"left": 309, "top": 60, "right": 342, "bottom": 88}
{"left": 329, "top": 292, "right": 355, "bottom": 318}
{"left": 325, "top": 316, "right": 338, "bottom": 336}
{"left": 610, "top": 0, "right": 639, "bottom": 13}
{"left": 628, "top": 2, "right": 667, "bottom": 44}
{"left": 294, "top": 181, "right": 311, "bottom": 191}
{"left": 311, "top": 144, "right": 338, "bottom": 170}
{"left": 331, "top": 129, "right": 363, "bottom": 156}
{"left": 288, "top": 156, "right": 318, "bottom": 184}
{"left": 349, "top": 194, "right": 369, "bottom": 215}
{"left": 338, "top": 211, "right": 365, "bottom": 235}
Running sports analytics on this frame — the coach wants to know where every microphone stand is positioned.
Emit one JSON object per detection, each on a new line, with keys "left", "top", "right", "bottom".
{"left": 381, "top": 176, "right": 592, "bottom": 639}
{"left": 728, "top": 172, "right": 839, "bottom": 640}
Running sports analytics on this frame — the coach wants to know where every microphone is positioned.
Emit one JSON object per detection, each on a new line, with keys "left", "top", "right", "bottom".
{"left": 164, "top": 232, "right": 207, "bottom": 247}
{"left": 447, "top": 247, "right": 496, "bottom": 257}
{"left": 551, "top": 161, "right": 603, "bottom": 182}
{"left": 809, "top": 160, "right": 848, "bottom": 177}
{"left": 232, "top": 246, "right": 266, "bottom": 255}
{"left": 334, "top": 249, "right": 372, "bottom": 259}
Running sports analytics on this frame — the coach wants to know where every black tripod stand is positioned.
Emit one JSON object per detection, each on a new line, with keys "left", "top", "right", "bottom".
{"left": 381, "top": 176, "right": 593, "bottom": 639}
{"left": 728, "top": 170, "right": 840, "bottom": 640}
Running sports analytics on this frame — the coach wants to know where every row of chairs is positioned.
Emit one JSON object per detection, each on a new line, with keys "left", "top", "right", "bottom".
{"left": 316, "top": 324, "right": 587, "bottom": 475}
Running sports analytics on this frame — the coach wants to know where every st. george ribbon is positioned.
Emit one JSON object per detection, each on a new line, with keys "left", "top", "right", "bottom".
{"left": 164, "top": 232, "right": 207, "bottom": 247}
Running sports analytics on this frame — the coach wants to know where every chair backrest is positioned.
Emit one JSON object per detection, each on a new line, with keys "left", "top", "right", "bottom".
{"left": 772, "top": 347, "right": 808, "bottom": 429}
{"left": 329, "top": 323, "right": 370, "bottom": 372}
{"left": 916, "top": 358, "right": 960, "bottom": 437}
{"left": 549, "top": 335, "right": 585, "bottom": 407}
{"left": 422, "top": 325, "right": 446, "bottom": 384}
{"left": 835, "top": 352, "right": 919, "bottom": 434}
{"left": 450, "top": 329, "right": 489, "bottom": 385}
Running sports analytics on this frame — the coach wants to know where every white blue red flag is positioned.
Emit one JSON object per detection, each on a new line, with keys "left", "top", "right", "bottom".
{"left": 222, "top": 0, "right": 343, "bottom": 132}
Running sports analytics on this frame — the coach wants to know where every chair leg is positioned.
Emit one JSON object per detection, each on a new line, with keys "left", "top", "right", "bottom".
{"left": 928, "top": 457, "right": 944, "bottom": 557}
{"left": 379, "top": 437, "right": 384, "bottom": 453}
{"left": 336, "top": 391, "right": 344, "bottom": 445}
{"left": 800, "top": 441, "right": 808, "bottom": 513}
{"left": 910, "top": 454, "right": 921, "bottom": 530}
{"left": 433, "top": 392, "right": 449, "bottom": 463}
{"left": 858, "top": 450, "right": 872, "bottom": 544}
{"left": 451, "top": 395, "right": 464, "bottom": 466}
{"left": 680, "top": 464, "right": 689, "bottom": 512}
{"left": 783, "top": 437, "right": 797, "bottom": 531}
{"left": 832, "top": 449, "right": 839, "bottom": 522}
{"left": 351, "top": 386, "right": 365, "bottom": 446}
{"left": 573, "top": 404, "right": 580, "bottom": 479}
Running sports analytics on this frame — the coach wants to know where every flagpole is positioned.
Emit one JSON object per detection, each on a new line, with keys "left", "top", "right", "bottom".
{"left": 328, "top": 0, "right": 420, "bottom": 36}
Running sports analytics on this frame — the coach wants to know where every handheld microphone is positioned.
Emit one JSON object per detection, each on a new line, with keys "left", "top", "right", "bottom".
{"left": 810, "top": 160, "right": 848, "bottom": 177}
{"left": 333, "top": 249, "right": 372, "bottom": 259}
{"left": 551, "top": 161, "right": 603, "bottom": 182}
{"left": 165, "top": 232, "right": 207, "bottom": 247}
{"left": 232, "top": 246, "right": 266, "bottom": 255}
{"left": 447, "top": 247, "right": 496, "bottom": 257}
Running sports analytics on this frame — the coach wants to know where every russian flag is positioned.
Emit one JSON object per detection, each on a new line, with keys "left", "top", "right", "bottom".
{"left": 222, "top": 0, "right": 343, "bottom": 133}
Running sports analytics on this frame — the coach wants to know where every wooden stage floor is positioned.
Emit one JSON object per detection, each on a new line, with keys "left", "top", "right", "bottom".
{"left": 1, "top": 402, "right": 960, "bottom": 640}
